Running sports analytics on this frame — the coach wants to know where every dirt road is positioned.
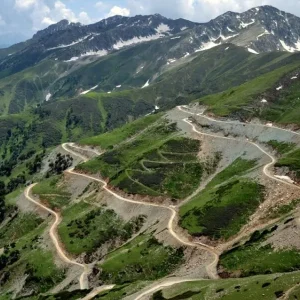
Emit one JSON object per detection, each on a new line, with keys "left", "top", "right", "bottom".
{"left": 24, "top": 184, "right": 89, "bottom": 290}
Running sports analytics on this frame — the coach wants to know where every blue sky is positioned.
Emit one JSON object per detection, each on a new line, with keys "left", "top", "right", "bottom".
{"left": 1, "top": 0, "right": 300, "bottom": 40}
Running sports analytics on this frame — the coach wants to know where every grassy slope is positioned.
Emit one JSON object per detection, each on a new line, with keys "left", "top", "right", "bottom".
{"left": 219, "top": 223, "right": 300, "bottom": 277}
{"left": 78, "top": 122, "right": 204, "bottom": 199}
{"left": 179, "top": 158, "right": 262, "bottom": 239}
{"left": 197, "top": 63, "right": 299, "bottom": 117}
{"left": 100, "top": 234, "right": 184, "bottom": 284}
{"left": 32, "top": 176, "right": 71, "bottom": 210}
{"left": 0, "top": 214, "right": 65, "bottom": 297}
{"left": 79, "top": 113, "right": 162, "bottom": 149}
{"left": 58, "top": 201, "right": 144, "bottom": 255}
{"left": 153, "top": 272, "right": 300, "bottom": 300}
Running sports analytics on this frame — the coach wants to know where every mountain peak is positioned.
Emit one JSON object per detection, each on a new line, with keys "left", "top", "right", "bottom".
{"left": 33, "top": 19, "right": 81, "bottom": 39}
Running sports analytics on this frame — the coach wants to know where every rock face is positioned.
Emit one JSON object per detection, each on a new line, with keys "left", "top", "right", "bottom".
{"left": 193, "top": 5, "right": 300, "bottom": 54}
{"left": 1, "top": 5, "right": 300, "bottom": 78}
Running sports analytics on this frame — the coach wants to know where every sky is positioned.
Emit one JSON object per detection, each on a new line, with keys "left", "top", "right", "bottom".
{"left": 1, "top": 0, "right": 300, "bottom": 41}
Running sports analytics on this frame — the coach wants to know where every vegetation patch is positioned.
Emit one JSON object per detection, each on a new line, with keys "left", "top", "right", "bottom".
{"left": 267, "top": 140, "right": 295, "bottom": 155}
{"left": 78, "top": 122, "right": 204, "bottom": 199}
{"left": 156, "top": 272, "right": 300, "bottom": 300}
{"left": 219, "top": 225, "right": 300, "bottom": 277}
{"left": 100, "top": 234, "right": 184, "bottom": 284}
{"left": 276, "top": 148, "right": 300, "bottom": 179}
{"left": 197, "top": 64, "right": 298, "bottom": 117}
{"left": 206, "top": 158, "right": 257, "bottom": 189}
{"left": 180, "top": 178, "right": 264, "bottom": 239}
{"left": 0, "top": 219, "right": 65, "bottom": 295}
{"left": 32, "top": 176, "right": 71, "bottom": 210}
{"left": 58, "top": 202, "right": 145, "bottom": 256}
{"left": 0, "top": 212, "right": 43, "bottom": 247}
{"left": 80, "top": 113, "right": 162, "bottom": 149}
{"left": 269, "top": 198, "right": 300, "bottom": 219}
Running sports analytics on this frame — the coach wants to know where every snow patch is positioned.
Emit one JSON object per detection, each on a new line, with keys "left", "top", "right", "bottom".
{"left": 80, "top": 85, "right": 98, "bottom": 95}
{"left": 279, "top": 40, "right": 300, "bottom": 53}
{"left": 239, "top": 19, "right": 255, "bottom": 29}
{"left": 274, "top": 175, "right": 294, "bottom": 184}
{"left": 81, "top": 49, "right": 108, "bottom": 57}
{"left": 155, "top": 105, "right": 160, "bottom": 110}
{"left": 141, "top": 80, "right": 150, "bottom": 89}
{"left": 107, "top": 91, "right": 111, "bottom": 94}
{"left": 257, "top": 30, "right": 270, "bottom": 40}
{"left": 116, "top": 85, "right": 122, "bottom": 88}
{"left": 225, "top": 47, "right": 230, "bottom": 51}
{"left": 261, "top": 99, "right": 268, "bottom": 103}
{"left": 220, "top": 33, "right": 239, "bottom": 41}
{"left": 113, "top": 34, "right": 163, "bottom": 50}
{"left": 183, "top": 52, "right": 190, "bottom": 57}
{"left": 64, "top": 56, "right": 79, "bottom": 62}
{"left": 227, "top": 27, "right": 234, "bottom": 33}
{"left": 276, "top": 86, "right": 283, "bottom": 91}
{"left": 196, "top": 40, "right": 221, "bottom": 52}
{"left": 181, "top": 26, "right": 188, "bottom": 31}
{"left": 266, "top": 122, "right": 273, "bottom": 127}
{"left": 45, "top": 93, "right": 51, "bottom": 102}
{"left": 167, "top": 58, "right": 176, "bottom": 64}
{"left": 155, "top": 23, "right": 170, "bottom": 34}
{"left": 248, "top": 48, "right": 259, "bottom": 54}
{"left": 47, "top": 35, "right": 91, "bottom": 50}
{"left": 291, "top": 76, "right": 298, "bottom": 80}
{"left": 255, "top": 7, "right": 260, "bottom": 12}
{"left": 64, "top": 49, "right": 108, "bottom": 63}
{"left": 170, "top": 36, "right": 181, "bottom": 40}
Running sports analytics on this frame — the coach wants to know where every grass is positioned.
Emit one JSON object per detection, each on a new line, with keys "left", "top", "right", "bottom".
{"left": 32, "top": 176, "right": 71, "bottom": 210}
{"left": 221, "top": 244, "right": 300, "bottom": 277}
{"left": 0, "top": 216, "right": 65, "bottom": 295}
{"left": 100, "top": 234, "right": 184, "bottom": 284}
{"left": 58, "top": 202, "right": 145, "bottom": 255}
{"left": 276, "top": 148, "right": 300, "bottom": 170}
{"left": 219, "top": 223, "right": 300, "bottom": 277}
{"left": 0, "top": 212, "right": 43, "bottom": 247}
{"left": 24, "top": 249, "right": 66, "bottom": 293}
{"left": 197, "top": 63, "right": 298, "bottom": 117}
{"left": 275, "top": 148, "right": 300, "bottom": 181}
{"left": 267, "top": 140, "right": 296, "bottom": 155}
{"left": 269, "top": 199, "right": 300, "bottom": 219}
{"left": 179, "top": 158, "right": 262, "bottom": 239}
{"left": 180, "top": 179, "right": 264, "bottom": 239}
{"left": 80, "top": 113, "right": 162, "bottom": 149}
{"left": 78, "top": 122, "right": 204, "bottom": 199}
{"left": 154, "top": 272, "right": 300, "bottom": 300}
{"left": 206, "top": 158, "right": 257, "bottom": 189}
{"left": 95, "top": 282, "right": 150, "bottom": 300}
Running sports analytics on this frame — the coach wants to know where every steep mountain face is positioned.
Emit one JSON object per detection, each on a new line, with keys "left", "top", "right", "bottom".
{"left": 1, "top": 5, "right": 300, "bottom": 81}
{"left": 0, "top": 14, "right": 197, "bottom": 78}
{"left": 191, "top": 5, "right": 300, "bottom": 54}
{"left": 0, "top": 5, "right": 300, "bottom": 114}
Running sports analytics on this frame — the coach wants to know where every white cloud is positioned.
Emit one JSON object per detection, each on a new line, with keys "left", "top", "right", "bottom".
{"left": 95, "top": 1, "right": 107, "bottom": 10}
{"left": 106, "top": 6, "right": 131, "bottom": 18}
{"left": 78, "top": 11, "right": 92, "bottom": 24}
{"left": 54, "top": 1, "right": 77, "bottom": 22}
{"left": 15, "top": 0, "right": 37, "bottom": 10}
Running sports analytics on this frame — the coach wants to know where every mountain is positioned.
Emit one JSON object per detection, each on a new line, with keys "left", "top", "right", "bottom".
{"left": 1, "top": 5, "right": 300, "bottom": 81}
{"left": 3, "top": 5, "right": 300, "bottom": 300}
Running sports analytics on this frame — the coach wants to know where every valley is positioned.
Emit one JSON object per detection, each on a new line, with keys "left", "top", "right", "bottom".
{"left": 2, "top": 3, "right": 300, "bottom": 300}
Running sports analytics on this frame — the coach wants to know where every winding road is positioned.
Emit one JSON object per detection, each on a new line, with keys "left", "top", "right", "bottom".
{"left": 24, "top": 184, "right": 89, "bottom": 290}
{"left": 24, "top": 106, "right": 300, "bottom": 299}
